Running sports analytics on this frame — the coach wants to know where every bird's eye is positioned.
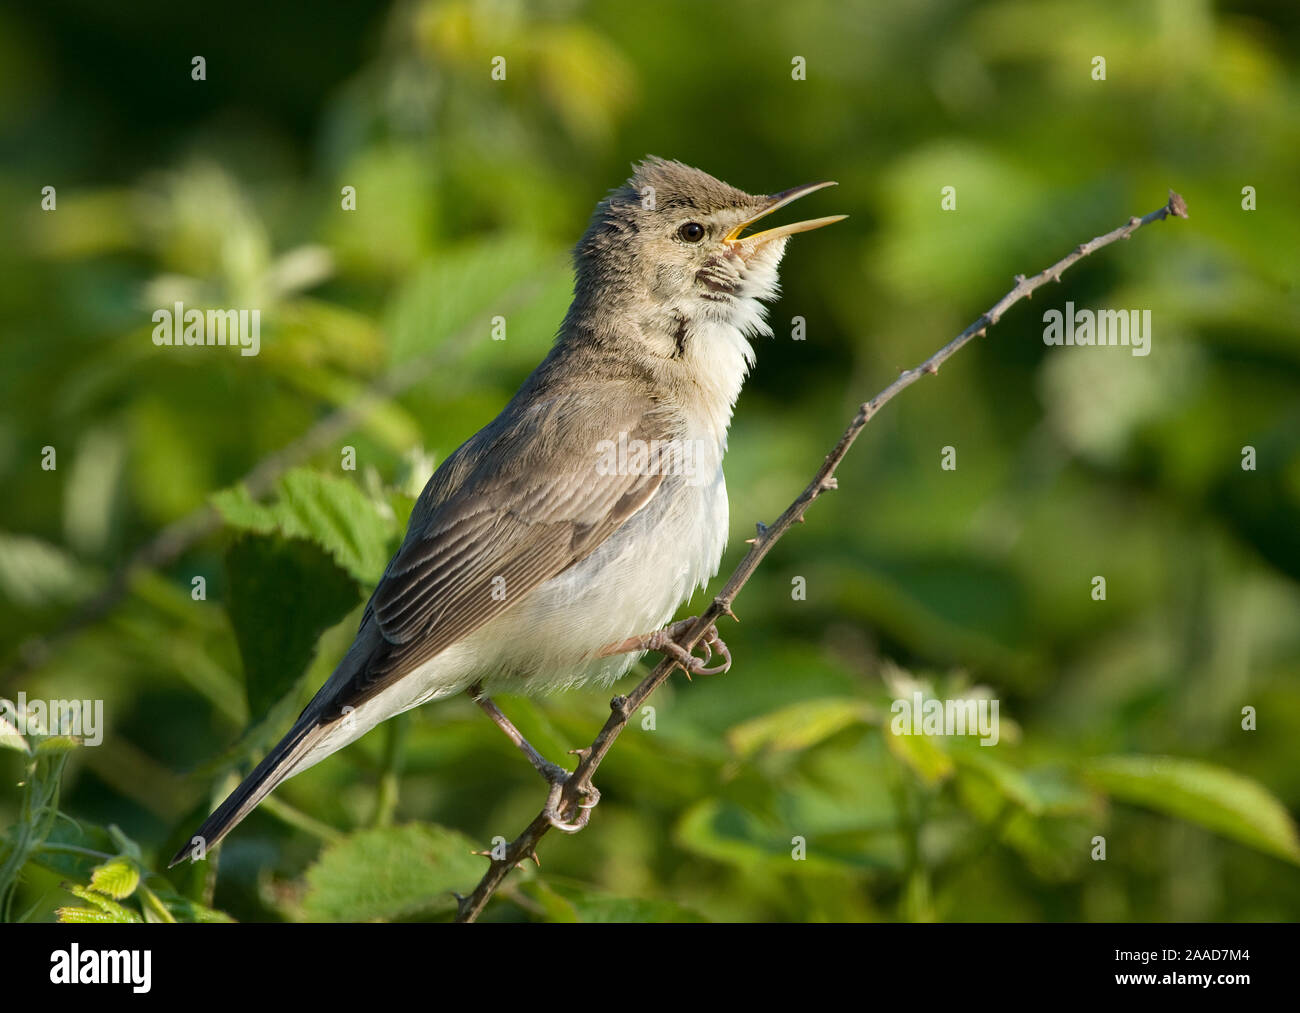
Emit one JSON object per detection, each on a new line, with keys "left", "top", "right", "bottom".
{"left": 677, "top": 222, "right": 706, "bottom": 243}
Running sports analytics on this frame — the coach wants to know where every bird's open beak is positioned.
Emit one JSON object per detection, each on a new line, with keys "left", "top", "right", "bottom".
{"left": 724, "top": 180, "right": 846, "bottom": 246}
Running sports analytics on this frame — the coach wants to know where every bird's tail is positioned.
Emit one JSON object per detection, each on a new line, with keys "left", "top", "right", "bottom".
{"left": 167, "top": 713, "right": 329, "bottom": 868}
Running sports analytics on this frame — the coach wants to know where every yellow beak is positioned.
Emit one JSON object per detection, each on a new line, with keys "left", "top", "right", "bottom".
{"left": 724, "top": 180, "right": 846, "bottom": 245}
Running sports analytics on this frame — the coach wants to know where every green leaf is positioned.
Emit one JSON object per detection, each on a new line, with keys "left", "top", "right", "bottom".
{"left": 885, "top": 727, "right": 955, "bottom": 786}
{"left": 225, "top": 535, "right": 361, "bottom": 717}
{"left": 57, "top": 884, "right": 141, "bottom": 923}
{"left": 952, "top": 749, "right": 1043, "bottom": 815}
{"left": 515, "top": 879, "right": 580, "bottom": 922}
{"left": 998, "top": 810, "right": 1094, "bottom": 883}
{"left": 1082, "top": 755, "right": 1300, "bottom": 865}
{"left": 383, "top": 235, "right": 556, "bottom": 366}
{"left": 34, "top": 735, "right": 81, "bottom": 754}
{"left": 300, "top": 824, "right": 491, "bottom": 922}
{"left": 106, "top": 824, "right": 144, "bottom": 865}
{"left": 0, "top": 533, "right": 98, "bottom": 609}
{"left": 726, "top": 697, "right": 876, "bottom": 760}
{"left": 89, "top": 858, "right": 139, "bottom": 900}
{"left": 210, "top": 484, "right": 291, "bottom": 538}
{"left": 278, "top": 470, "right": 395, "bottom": 584}
{"left": 150, "top": 891, "right": 237, "bottom": 923}
{"left": 56, "top": 906, "right": 133, "bottom": 924}
{"left": 213, "top": 468, "right": 397, "bottom": 585}
{"left": 674, "top": 799, "right": 880, "bottom": 875}
{"left": 28, "top": 821, "right": 118, "bottom": 881}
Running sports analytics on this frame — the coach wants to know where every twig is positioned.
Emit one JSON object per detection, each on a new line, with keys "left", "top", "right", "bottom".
{"left": 454, "top": 190, "right": 1190, "bottom": 922}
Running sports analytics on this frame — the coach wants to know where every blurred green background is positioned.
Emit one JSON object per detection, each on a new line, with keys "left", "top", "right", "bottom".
{"left": 1, "top": 0, "right": 1298, "bottom": 923}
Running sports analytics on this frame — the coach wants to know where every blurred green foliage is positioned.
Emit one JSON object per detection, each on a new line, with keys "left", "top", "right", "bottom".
{"left": 1, "top": 0, "right": 1298, "bottom": 922}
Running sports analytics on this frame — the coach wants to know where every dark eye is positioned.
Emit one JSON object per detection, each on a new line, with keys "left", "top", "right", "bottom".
{"left": 677, "top": 222, "right": 706, "bottom": 243}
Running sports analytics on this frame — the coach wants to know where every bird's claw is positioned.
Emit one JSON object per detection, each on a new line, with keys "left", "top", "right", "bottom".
{"left": 699, "top": 626, "right": 732, "bottom": 674}
{"left": 543, "top": 771, "right": 601, "bottom": 833}
{"left": 659, "top": 625, "right": 732, "bottom": 678}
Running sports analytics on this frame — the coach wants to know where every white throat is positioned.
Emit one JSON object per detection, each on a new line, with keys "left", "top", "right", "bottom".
{"left": 678, "top": 237, "right": 788, "bottom": 443}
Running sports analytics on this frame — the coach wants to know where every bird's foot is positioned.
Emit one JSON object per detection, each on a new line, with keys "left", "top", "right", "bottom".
{"left": 598, "top": 616, "right": 732, "bottom": 678}
{"left": 542, "top": 761, "right": 601, "bottom": 834}
{"left": 468, "top": 683, "right": 599, "bottom": 832}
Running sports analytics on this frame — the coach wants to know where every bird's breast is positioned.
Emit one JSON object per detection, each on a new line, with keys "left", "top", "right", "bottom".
{"left": 457, "top": 436, "right": 731, "bottom": 696}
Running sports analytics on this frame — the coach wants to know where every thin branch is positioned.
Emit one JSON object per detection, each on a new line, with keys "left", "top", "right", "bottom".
{"left": 454, "top": 190, "right": 1190, "bottom": 923}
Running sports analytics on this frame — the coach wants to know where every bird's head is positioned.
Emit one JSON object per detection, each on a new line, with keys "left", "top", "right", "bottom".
{"left": 572, "top": 158, "right": 843, "bottom": 340}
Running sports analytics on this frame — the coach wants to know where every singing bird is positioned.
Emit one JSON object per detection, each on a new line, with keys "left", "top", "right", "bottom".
{"left": 171, "top": 158, "right": 842, "bottom": 866}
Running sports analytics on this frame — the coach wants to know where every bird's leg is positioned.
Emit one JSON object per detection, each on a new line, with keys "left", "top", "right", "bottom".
{"left": 468, "top": 684, "right": 566, "bottom": 782}
{"left": 596, "top": 616, "right": 732, "bottom": 677}
{"left": 467, "top": 682, "right": 599, "bottom": 833}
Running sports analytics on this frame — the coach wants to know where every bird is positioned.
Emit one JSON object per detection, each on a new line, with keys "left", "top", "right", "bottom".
{"left": 170, "top": 157, "right": 843, "bottom": 867}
